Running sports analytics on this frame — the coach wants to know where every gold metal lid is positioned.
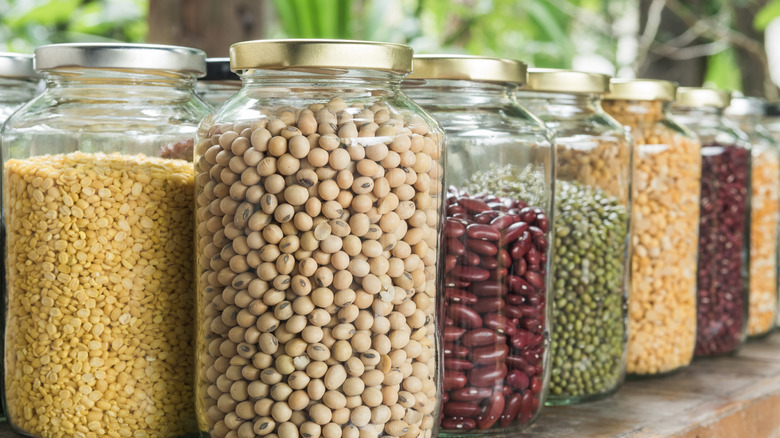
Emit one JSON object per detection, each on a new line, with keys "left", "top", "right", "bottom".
{"left": 604, "top": 78, "right": 676, "bottom": 101}
{"left": 675, "top": 87, "right": 731, "bottom": 109}
{"left": 230, "top": 39, "right": 413, "bottom": 74}
{"left": 524, "top": 68, "right": 610, "bottom": 94}
{"left": 407, "top": 55, "right": 527, "bottom": 84}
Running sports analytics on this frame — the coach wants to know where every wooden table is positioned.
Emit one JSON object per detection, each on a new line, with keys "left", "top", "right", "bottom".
{"left": 1, "top": 332, "right": 780, "bottom": 437}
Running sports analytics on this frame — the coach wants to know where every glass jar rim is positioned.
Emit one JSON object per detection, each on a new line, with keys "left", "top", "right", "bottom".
{"left": 525, "top": 68, "right": 610, "bottom": 95}
{"left": 230, "top": 39, "right": 413, "bottom": 74}
{"left": 604, "top": 78, "right": 676, "bottom": 102}
{"left": 34, "top": 43, "right": 207, "bottom": 76}
{"left": 724, "top": 95, "right": 765, "bottom": 117}
{"left": 0, "top": 52, "right": 37, "bottom": 79}
{"left": 407, "top": 55, "right": 527, "bottom": 85}
{"left": 675, "top": 87, "right": 731, "bottom": 109}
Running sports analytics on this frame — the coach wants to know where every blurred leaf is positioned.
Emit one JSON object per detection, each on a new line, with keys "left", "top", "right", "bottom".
{"left": 755, "top": 0, "right": 780, "bottom": 30}
{"left": 704, "top": 47, "right": 742, "bottom": 92}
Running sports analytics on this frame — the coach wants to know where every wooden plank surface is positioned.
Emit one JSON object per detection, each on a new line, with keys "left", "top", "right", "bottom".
{"left": 1, "top": 333, "right": 780, "bottom": 437}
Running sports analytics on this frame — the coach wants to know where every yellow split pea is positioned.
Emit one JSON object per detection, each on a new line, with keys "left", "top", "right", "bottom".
{"left": 603, "top": 99, "right": 701, "bottom": 375}
{"left": 4, "top": 152, "right": 196, "bottom": 438}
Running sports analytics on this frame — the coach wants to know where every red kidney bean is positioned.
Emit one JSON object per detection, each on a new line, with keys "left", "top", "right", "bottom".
{"left": 471, "top": 344, "right": 509, "bottom": 365}
{"left": 453, "top": 265, "right": 490, "bottom": 282}
{"left": 450, "top": 387, "right": 493, "bottom": 402}
{"left": 441, "top": 417, "right": 476, "bottom": 430}
{"left": 473, "top": 298, "right": 505, "bottom": 313}
{"left": 448, "top": 303, "right": 484, "bottom": 329}
{"left": 530, "top": 376, "right": 543, "bottom": 394}
{"left": 446, "top": 359, "right": 475, "bottom": 371}
{"left": 444, "top": 401, "right": 483, "bottom": 418}
{"left": 459, "top": 198, "right": 491, "bottom": 213}
{"left": 467, "top": 239, "right": 498, "bottom": 256}
{"left": 519, "top": 391, "right": 536, "bottom": 422}
{"left": 445, "top": 219, "right": 466, "bottom": 238}
{"left": 466, "top": 223, "right": 501, "bottom": 240}
{"left": 444, "top": 372, "right": 468, "bottom": 391}
{"left": 498, "top": 222, "right": 529, "bottom": 246}
{"left": 442, "top": 392, "right": 450, "bottom": 404}
{"left": 695, "top": 143, "right": 748, "bottom": 356}
{"left": 468, "top": 363, "right": 508, "bottom": 387}
{"left": 499, "top": 393, "right": 523, "bottom": 427}
{"left": 506, "top": 370, "right": 530, "bottom": 390}
{"left": 442, "top": 189, "right": 548, "bottom": 432}
{"left": 476, "top": 391, "right": 505, "bottom": 430}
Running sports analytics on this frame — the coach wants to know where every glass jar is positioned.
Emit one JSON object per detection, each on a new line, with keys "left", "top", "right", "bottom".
{"left": 1, "top": 43, "right": 209, "bottom": 438}
{"left": 404, "top": 55, "right": 554, "bottom": 434}
{"left": 672, "top": 87, "right": 751, "bottom": 357}
{"left": 602, "top": 79, "right": 701, "bottom": 376}
{"left": 515, "top": 69, "right": 631, "bottom": 404}
{"left": 194, "top": 40, "right": 444, "bottom": 438}
{"left": 0, "top": 53, "right": 38, "bottom": 124}
{"left": 196, "top": 58, "right": 241, "bottom": 108}
{"left": 725, "top": 96, "right": 780, "bottom": 338}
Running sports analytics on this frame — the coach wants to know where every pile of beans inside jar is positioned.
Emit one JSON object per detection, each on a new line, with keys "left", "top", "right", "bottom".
{"left": 440, "top": 179, "right": 549, "bottom": 431}
{"left": 547, "top": 181, "right": 626, "bottom": 398}
{"left": 4, "top": 152, "right": 196, "bottom": 438}
{"left": 193, "top": 97, "right": 442, "bottom": 438}
{"left": 696, "top": 143, "right": 749, "bottom": 356}
{"left": 602, "top": 99, "right": 701, "bottom": 375}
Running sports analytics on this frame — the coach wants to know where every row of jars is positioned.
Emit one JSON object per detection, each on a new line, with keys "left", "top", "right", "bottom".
{"left": 0, "top": 40, "right": 778, "bottom": 438}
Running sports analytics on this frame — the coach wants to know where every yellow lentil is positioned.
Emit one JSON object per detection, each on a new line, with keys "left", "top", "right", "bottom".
{"left": 4, "top": 152, "right": 196, "bottom": 437}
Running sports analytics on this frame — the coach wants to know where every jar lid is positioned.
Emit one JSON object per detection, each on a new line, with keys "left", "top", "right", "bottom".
{"left": 675, "top": 87, "right": 731, "bottom": 109}
{"left": 525, "top": 69, "right": 610, "bottom": 94}
{"left": 202, "top": 58, "right": 240, "bottom": 81}
{"left": 603, "top": 78, "right": 676, "bottom": 101}
{"left": 724, "top": 95, "right": 765, "bottom": 117}
{"left": 0, "top": 52, "right": 35, "bottom": 79}
{"left": 34, "top": 43, "right": 207, "bottom": 75}
{"left": 230, "top": 39, "right": 413, "bottom": 74}
{"left": 407, "top": 55, "right": 527, "bottom": 84}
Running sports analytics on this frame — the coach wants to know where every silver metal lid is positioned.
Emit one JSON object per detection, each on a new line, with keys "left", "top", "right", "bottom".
{"left": 725, "top": 95, "right": 765, "bottom": 117}
{"left": 0, "top": 52, "right": 36, "bottom": 79}
{"left": 34, "top": 43, "right": 207, "bottom": 76}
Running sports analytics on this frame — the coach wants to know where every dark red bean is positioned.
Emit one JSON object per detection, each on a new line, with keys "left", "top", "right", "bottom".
{"left": 506, "top": 370, "right": 529, "bottom": 390}
{"left": 480, "top": 257, "right": 499, "bottom": 269}
{"left": 466, "top": 223, "right": 501, "bottom": 240}
{"left": 530, "top": 376, "right": 543, "bottom": 394}
{"left": 443, "top": 371, "right": 468, "bottom": 391}
{"left": 444, "top": 343, "right": 470, "bottom": 358}
{"left": 510, "top": 330, "right": 533, "bottom": 350}
{"left": 444, "top": 327, "right": 467, "bottom": 342}
{"left": 508, "top": 275, "right": 534, "bottom": 295}
{"left": 471, "top": 344, "right": 509, "bottom": 365}
{"left": 490, "top": 214, "right": 517, "bottom": 230}
{"left": 466, "top": 239, "right": 498, "bottom": 256}
{"left": 450, "top": 387, "right": 493, "bottom": 402}
{"left": 519, "top": 391, "right": 536, "bottom": 422}
{"left": 477, "top": 391, "right": 505, "bottom": 430}
{"left": 498, "top": 222, "right": 529, "bottom": 246}
{"left": 462, "top": 250, "right": 481, "bottom": 266}
{"left": 475, "top": 211, "right": 500, "bottom": 224}
{"left": 507, "top": 294, "right": 524, "bottom": 306}
{"left": 459, "top": 198, "right": 491, "bottom": 213}
{"left": 446, "top": 359, "right": 475, "bottom": 371}
{"left": 469, "top": 282, "right": 507, "bottom": 297}
{"left": 535, "top": 214, "right": 549, "bottom": 233}
{"left": 448, "top": 303, "right": 483, "bottom": 329}
{"left": 484, "top": 313, "right": 516, "bottom": 335}
{"left": 499, "top": 393, "right": 523, "bottom": 427}
{"left": 524, "top": 246, "right": 540, "bottom": 265}
{"left": 445, "top": 254, "right": 458, "bottom": 271}
{"left": 442, "top": 392, "right": 450, "bottom": 404}
{"left": 504, "top": 305, "right": 522, "bottom": 319}
{"left": 445, "top": 220, "right": 466, "bottom": 238}
{"left": 519, "top": 207, "right": 536, "bottom": 223}
{"left": 441, "top": 417, "right": 476, "bottom": 430}
{"left": 510, "top": 232, "right": 532, "bottom": 259}
{"left": 488, "top": 268, "right": 509, "bottom": 280}
{"left": 468, "top": 363, "right": 508, "bottom": 387}
{"left": 462, "top": 329, "right": 506, "bottom": 348}
{"left": 447, "top": 238, "right": 465, "bottom": 256}
{"left": 445, "top": 288, "right": 478, "bottom": 304}
{"left": 506, "top": 355, "right": 528, "bottom": 370}
{"left": 443, "top": 401, "right": 482, "bottom": 418}
{"left": 472, "top": 298, "right": 505, "bottom": 313}
{"left": 498, "top": 249, "right": 511, "bottom": 268}
{"left": 514, "top": 257, "right": 527, "bottom": 276}
{"left": 521, "top": 318, "right": 543, "bottom": 334}
{"left": 453, "top": 265, "right": 490, "bottom": 282}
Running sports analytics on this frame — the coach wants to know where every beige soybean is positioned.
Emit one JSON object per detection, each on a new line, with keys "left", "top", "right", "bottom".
{"left": 5, "top": 152, "right": 196, "bottom": 438}
{"left": 195, "top": 97, "right": 441, "bottom": 437}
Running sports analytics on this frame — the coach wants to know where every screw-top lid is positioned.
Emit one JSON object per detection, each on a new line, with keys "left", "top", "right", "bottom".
{"left": 524, "top": 68, "right": 610, "bottom": 94}
{"left": 0, "top": 52, "right": 36, "bottom": 79}
{"left": 201, "top": 58, "right": 240, "bottom": 81}
{"left": 674, "top": 87, "right": 731, "bottom": 109}
{"left": 604, "top": 78, "right": 676, "bottom": 101}
{"left": 230, "top": 39, "right": 413, "bottom": 74}
{"left": 34, "top": 43, "right": 207, "bottom": 76}
{"left": 724, "top": 95, "right": 765, "bottom": 117}
{"left": 407, "top": 55, "right": 527, "bottom": 84}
